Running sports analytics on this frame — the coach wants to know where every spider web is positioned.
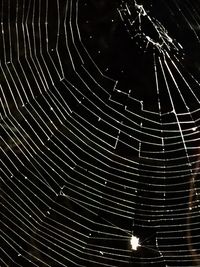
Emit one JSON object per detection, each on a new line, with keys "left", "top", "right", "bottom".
{"left": 1, "top": 0, "right": 200, "bottom": 266}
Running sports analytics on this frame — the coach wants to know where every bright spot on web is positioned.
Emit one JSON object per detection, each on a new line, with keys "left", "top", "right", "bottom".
{"left": 130, "top": 235, "right": 140, "bottom": 250}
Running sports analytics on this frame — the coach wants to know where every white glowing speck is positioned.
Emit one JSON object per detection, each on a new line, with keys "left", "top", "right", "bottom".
{"left": 130, "top": 235, "right": 140, "bottom": 250}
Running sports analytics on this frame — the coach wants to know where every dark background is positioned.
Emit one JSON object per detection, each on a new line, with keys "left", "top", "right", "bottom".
{"left": 1, "top": 0, "right": 200, "bottom": 266}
